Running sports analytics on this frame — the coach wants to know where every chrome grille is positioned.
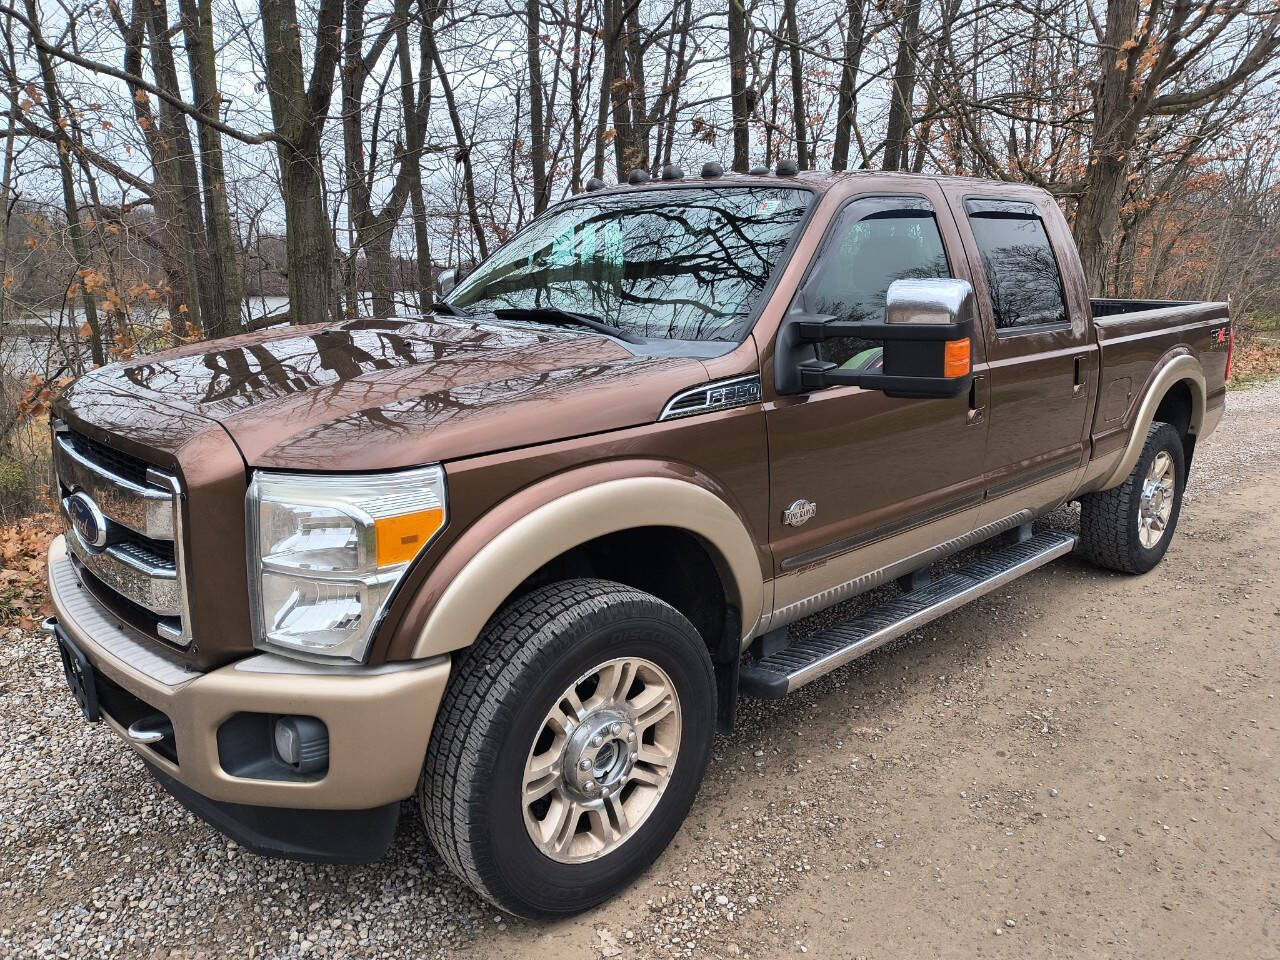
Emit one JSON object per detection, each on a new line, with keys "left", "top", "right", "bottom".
{"left": 53, "top": 427, "right": 174, "bottom": 539}
{"left": 53, "top": 421, "right": 193, "bottom": 648}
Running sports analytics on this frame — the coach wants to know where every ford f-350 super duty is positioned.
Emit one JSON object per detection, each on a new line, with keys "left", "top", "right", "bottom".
{"left": 43, "top": 168, "right": 1230, "bottom": 917}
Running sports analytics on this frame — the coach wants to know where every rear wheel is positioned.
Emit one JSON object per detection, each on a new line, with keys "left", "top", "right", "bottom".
{"left": 1079, "top": 421, "right": 1186, "bottom": 574}
{"left": 419, "top": 578, "right": 716, "bottom": 917}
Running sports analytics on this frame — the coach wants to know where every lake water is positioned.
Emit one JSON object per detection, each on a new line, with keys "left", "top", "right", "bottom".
{"left": 1, "top": 293, "right": 425, "bottom": 379}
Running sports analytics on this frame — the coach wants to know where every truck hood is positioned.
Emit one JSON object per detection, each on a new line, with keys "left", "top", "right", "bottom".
{"left": 59, "top": 315, "right": 712, "bottom": 469}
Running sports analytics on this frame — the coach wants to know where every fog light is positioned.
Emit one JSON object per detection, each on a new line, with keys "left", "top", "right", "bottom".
{"left": 273, "top": 716, "right": 329, "bottom": 774}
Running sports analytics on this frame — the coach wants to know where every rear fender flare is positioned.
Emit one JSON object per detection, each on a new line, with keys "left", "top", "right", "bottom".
{"left": 1098, "top": 352, "right": 1205, "bottom": 491}
{"left": 407, "top": 474, "right": 765, "bottom": 660}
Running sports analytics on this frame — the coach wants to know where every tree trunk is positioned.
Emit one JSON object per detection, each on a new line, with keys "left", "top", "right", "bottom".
{"left": 398, "top": 5, "right": 433, "bottom": 301}
{"left": 727, "top": 0, "right": 750, "bottom": 172}
{"left": 145, "top": 0, "right": 215, "bottom": 335}
{"left": 426, "top": 16, "right": 488, "bottom": 260}
{"left": 23, "top": 0, "right": 102, "bottom": 366}
{"left": 526, "top": 0, "right": 549, "bottom": 213}
{"left": 1071, "top": 0, "right": 1140, "bottom": 293}
{"left": 364, "top": 231, "right": 395, "bottom": 317}
{"left": 279, "top": 149, "right": 339, "bottom": 326}
{"left": 782, "top": 0, "right": 807, "bottom": 169}
{"left": 177, "top": 0, "right": 242, "bottom": 335}
{"left": 602, "top": 0, "right": 634, "bottom": 178}
{"left": 592, "top": 0, "right": 616, "bottom": 181}
{"left": 116, "top": 0, "right": 192, "bottom": 341}
{"left": 259, "top": 0, "right": 343, "bottom": 325}
{"left": 622, "top": 4, "right": 649, "bottom": 172}
{"left": 658, "top": 0, "right": 693, "bottom": 169}
{"left": 568, "top": 0, "right": 587, "bottom": 190}
{"left": 882, "top": 0, "right": 921, "bottom": 171}
{"left": 0, "top": 24, "right": 14, "bottom": 329}
{"left": 831, "top": 0, "right": 864, "bottom": 171}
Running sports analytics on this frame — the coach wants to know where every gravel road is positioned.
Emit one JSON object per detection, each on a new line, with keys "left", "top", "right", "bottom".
{"left": 3, "top": 380, "right": 1278, "bottom": 959}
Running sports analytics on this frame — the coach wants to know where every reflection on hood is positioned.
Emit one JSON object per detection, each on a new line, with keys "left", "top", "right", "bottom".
{"left": 61, "top": 315, "right": 711, "bottom": 469}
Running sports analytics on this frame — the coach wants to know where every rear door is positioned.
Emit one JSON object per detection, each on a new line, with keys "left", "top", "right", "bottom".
{"left": 762, "top": 185, "right": 991, "bottom": 626}
{"left": 939, "top": 186, "right": 1098, "bottom": 524}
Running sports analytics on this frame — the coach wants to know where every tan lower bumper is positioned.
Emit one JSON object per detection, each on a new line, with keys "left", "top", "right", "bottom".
{"left": 48, "top": 535, "right": 450, "bottom": 810}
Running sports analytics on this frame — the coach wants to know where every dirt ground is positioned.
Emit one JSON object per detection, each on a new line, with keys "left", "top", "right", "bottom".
{"left": 2, "top": 386, "right": 1277, "bottom": 959}
{"left": 488, "top": 477, "right": 1279, "bottom": 960}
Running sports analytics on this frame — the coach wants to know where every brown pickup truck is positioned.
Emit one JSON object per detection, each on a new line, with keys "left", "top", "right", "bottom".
{"left": 43, "top": 168, "right": 1230, "bottom": 917}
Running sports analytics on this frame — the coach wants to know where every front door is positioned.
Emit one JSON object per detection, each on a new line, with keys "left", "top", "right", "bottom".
{"left": 939, "top": 187, "right": 1098, "bottom": 524}
{"left": 762, "top": 186, "right": 990, "bottom": 628}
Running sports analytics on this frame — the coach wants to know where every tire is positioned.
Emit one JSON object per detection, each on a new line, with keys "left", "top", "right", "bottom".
{"left": 1078, "top": 421, "right": 1186, "bottom": 574}
{"left": 419, "top": 578, "right": 716, "bottom": 918}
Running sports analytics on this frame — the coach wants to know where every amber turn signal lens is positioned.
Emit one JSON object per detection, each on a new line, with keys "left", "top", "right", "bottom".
{"left": 375, "top": 507, "right": 445, "bottom": 566}
{"left": 943, "top": 337, "right": 971, "bottom": 378}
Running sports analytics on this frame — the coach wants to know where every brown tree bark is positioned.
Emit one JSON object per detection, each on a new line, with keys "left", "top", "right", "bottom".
{"left": 526, "top": 0, "right": 549, "bottom": 213}
{"left": 882, "top": 0, "right": 921, "bottom": 171}
{"left": 622, "top": 3, "right": 649, "bottom": 172}
{"left": 260, "top": 0, "right": 344, "bottom": 325}
{"left": 727, "top": 0, "right": 750, "bottom": 172}
{"left": 398, "top": 1, "right": 433, "bottom": 300}
{"left": 602, "top": 0, "right": 636, "bottom": 178}
{"left": 657, "top": 0, "right": 693, "bottom": 169}
{"left": 112, "top": 0, "right": 195, "bottom": 341}
{"left": 831, "top": 0, "right": 865, "bottom": 171}
{"left": 145, "top": 0, "right": 216, "bottom": 335}
{"left": 592, "top": 0, "right": 617, "bottom": 181}
{"left": 22, "top": 0, "right": 102, "bottom": 366}
{"left": 177, "top": 0, "right": 242, "bottom": 335}
{"left": 782, "top": 0, "right": 808, "bottom": 169}
{"left": 341, "top": 0, "right": 412, "bottom": 316}
{"left": 425, "top": 11, "right": 489, "bottom": 260}
{"left": 1069, "top": 0, "right": 1280, "bottom": 292}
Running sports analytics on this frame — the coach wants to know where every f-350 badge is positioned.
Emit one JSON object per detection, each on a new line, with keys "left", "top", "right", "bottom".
{"left": 783, "top": 499, "right": 817, "bottom": 527}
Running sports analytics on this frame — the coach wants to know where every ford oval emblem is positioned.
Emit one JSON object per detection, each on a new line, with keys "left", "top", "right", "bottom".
{"left": 68, "top": 491, "right": 109, "bottom": 548}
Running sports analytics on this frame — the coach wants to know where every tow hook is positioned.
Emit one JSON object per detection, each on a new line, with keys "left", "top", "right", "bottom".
{"left": 127, "top": 714, "right": 175, "bottom": 745}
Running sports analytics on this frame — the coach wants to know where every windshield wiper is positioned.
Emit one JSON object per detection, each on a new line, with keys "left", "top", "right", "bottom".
{"left": 429, "top": 300, "right": 468, "bottom": 317}
{"left": 491, "top": 306, "right": 644, "bottom": 345}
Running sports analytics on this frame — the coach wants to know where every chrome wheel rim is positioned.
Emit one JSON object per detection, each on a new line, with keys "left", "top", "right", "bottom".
{"left": 522, "top": 656, "right": 681, "bottom": 864}
{"left": 1138, "top": 451, "right": 1175, "bottom": 549}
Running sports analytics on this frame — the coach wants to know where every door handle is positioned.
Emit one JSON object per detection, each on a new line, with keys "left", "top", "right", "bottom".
{"left": 967, "top": 374, "right": 986, "bottom": 425}
{"left": 1073, "top": 355, "right": 1087, "bottom": 397}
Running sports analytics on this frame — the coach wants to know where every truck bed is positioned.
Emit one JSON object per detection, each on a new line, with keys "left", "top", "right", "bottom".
{"left": 1090, "top": 297, "right": 1197, "bottom": 318}
{"left": 1082, "top": 297, "right": 1230, "bottom": 496}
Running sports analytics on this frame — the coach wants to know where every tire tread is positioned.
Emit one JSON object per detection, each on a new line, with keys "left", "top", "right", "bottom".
{"left": 419, "top": 578, "right": 709, "bottom": 915}
{"left": 1078, "top": 421, "right": 1183, "bottom": 574}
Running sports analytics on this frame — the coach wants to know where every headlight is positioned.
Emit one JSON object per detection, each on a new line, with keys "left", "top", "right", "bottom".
{"left": 246, "top": 466, "right": 447, "bottom": 662}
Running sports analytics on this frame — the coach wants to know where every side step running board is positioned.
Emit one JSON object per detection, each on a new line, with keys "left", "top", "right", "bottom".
{"left": 741, "top": 530, "right": 1076, "bottom": 699}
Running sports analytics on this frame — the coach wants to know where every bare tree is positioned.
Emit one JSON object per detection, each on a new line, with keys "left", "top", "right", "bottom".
{"left": 260, "top": 0, "right": 344, "bottom": 325}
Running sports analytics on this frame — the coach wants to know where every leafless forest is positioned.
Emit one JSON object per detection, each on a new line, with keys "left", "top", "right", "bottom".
{"left": 0, "top": 0, "right": 1278, "bottom": 518}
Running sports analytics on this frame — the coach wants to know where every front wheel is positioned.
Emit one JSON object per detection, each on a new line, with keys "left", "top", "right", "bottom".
{"left": 1079, "top": 421, "right": 1186, "bottom": 574}
{"left": 419, "top": 579, "right": 716, "bottom": 917}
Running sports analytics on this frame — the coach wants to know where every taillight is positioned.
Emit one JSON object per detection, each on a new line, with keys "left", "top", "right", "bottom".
{"left": 1225, "top": 326, "right": 1234, "bottom": 380}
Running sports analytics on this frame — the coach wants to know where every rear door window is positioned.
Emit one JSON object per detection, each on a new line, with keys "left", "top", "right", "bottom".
{"left": 806, "top": 198, "right": 951, "bottom": 369}
{"left": 964, "top": 199, "right": 1067, "bottom": 333}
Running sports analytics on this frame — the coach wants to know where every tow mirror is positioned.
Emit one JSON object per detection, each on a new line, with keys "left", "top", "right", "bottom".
{"left": 775, "top": 278, "right": 975, "bottom": 399}
{"left": 436, "top": 267, "right": 463, "bottom": 297}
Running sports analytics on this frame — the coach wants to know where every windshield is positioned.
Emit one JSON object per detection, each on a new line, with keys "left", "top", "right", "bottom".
{"left": 449, "top": 186, "right": 813, "bottom": 342}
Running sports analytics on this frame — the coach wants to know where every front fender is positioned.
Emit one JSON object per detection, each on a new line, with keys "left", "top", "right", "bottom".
{"left": 397, "top": 472, "right": 765, "bottom": 661}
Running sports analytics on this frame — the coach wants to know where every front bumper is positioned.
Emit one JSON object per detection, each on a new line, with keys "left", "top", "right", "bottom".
{"left": 47, "top": 535, "right": 450, "bottom": 858}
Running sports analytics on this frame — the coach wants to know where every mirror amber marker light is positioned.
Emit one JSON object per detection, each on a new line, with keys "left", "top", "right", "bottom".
{"left": 944, "top": 337, "right": 971, "bottom": 378}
